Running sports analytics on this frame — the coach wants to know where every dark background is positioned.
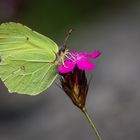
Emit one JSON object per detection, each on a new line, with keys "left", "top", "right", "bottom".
{"left": 0, "top": 0, "right": 140, "bottom": 140}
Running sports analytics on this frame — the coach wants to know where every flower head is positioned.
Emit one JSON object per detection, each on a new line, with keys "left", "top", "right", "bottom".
{"left": 58, "top": 50, "right": 101, "bottom": 73}
{"left": 59, "top": 49, "right": 102, "bottom": 139}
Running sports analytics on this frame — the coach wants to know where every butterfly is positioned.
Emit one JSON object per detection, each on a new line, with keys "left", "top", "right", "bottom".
{"left": 0, "top": 22, "right": 69, "bottom": 95}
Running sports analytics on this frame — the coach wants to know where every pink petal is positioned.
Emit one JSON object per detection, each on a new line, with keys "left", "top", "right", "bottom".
{"left": 58, "top": 60, "right": 76, "bottom": 73}
{"left": 70, "top": 51, "right": 78, "bottom": 55}
{"left": 85, "top": 50, "right": 101, "bottom": 59}
{"left": 77, "top": 59, "right": 96, "bottom": 70}
{"left": 79, "top": 52, "right": 87, "bottom": 57}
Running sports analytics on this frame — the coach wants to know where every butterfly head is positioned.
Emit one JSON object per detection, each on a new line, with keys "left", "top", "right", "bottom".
{"left": 54, "top": 29, "right": 72, "bottom": 66}
{"left": 54, "top": 47, "right": 69, "bottom": 65}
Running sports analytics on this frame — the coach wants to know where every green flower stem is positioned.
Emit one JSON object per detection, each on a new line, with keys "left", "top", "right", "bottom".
{"left": 82, "top": 107, "right": 102, "bottom": 140}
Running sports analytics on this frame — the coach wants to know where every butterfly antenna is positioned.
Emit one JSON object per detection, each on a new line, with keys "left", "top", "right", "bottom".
{"left": 63, "top": 29, "right": 73, "bottom": 49}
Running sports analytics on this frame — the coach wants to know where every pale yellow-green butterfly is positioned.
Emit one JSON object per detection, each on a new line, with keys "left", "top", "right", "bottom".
{"left": 0, "top": 22, "right": 69, "bottom": 95}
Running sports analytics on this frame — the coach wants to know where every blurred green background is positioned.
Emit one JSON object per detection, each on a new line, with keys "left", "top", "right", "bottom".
{"left": 0, "top": 0, "right": 140, "bottom": 140}
{"left": 0, "top": 0, "right": 135, "bottom": 43}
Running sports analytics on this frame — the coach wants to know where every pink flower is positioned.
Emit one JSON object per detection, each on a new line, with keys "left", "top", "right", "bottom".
{"left": 58, "top": 50, "right": 101, "bottom": 73}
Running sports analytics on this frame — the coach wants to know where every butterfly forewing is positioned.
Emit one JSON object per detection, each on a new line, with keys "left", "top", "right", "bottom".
{"left": 0, "top": 22, "right": 59, "bottom": 95}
